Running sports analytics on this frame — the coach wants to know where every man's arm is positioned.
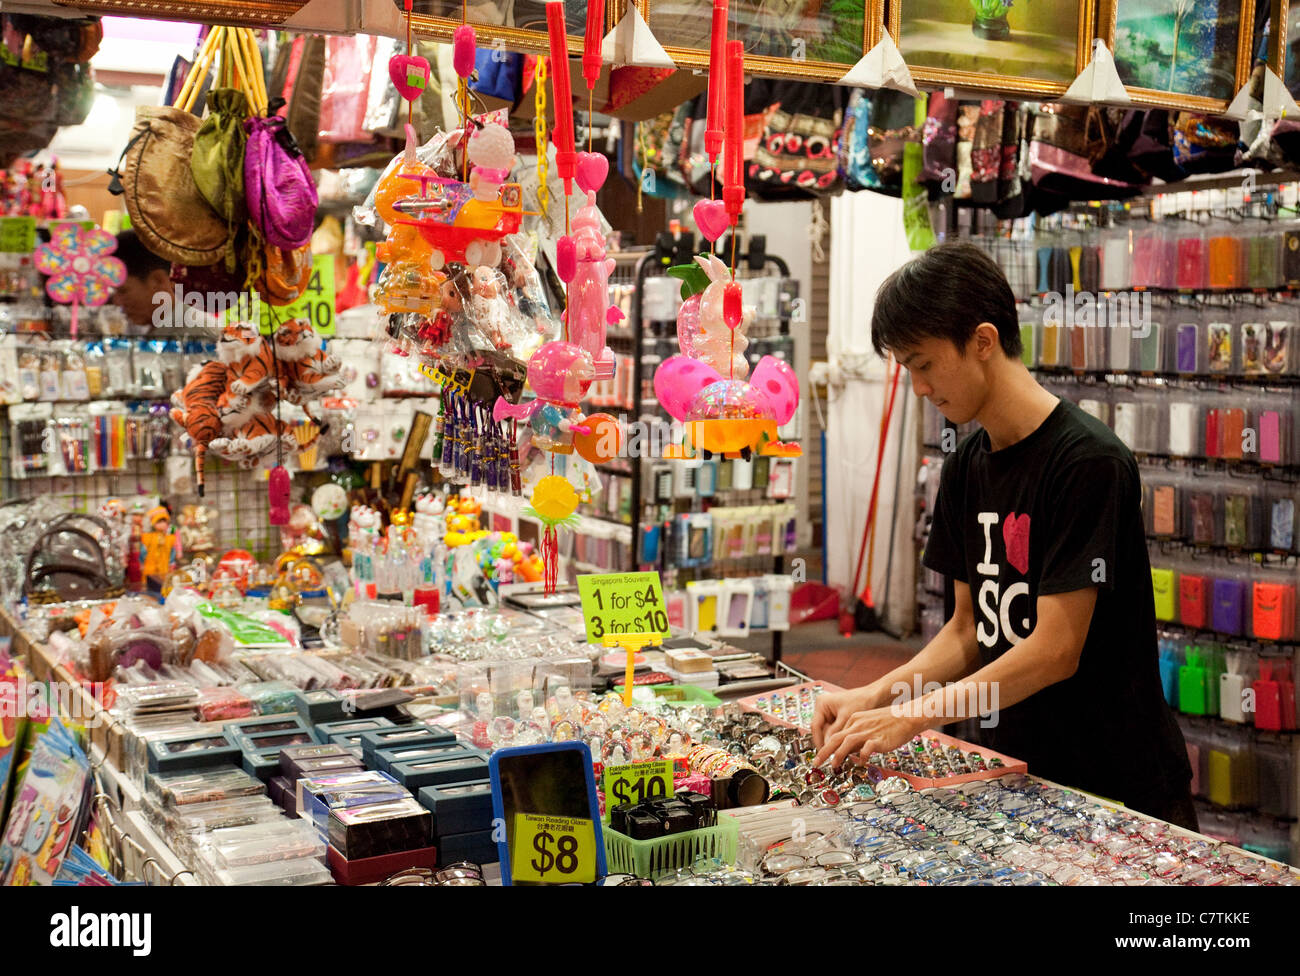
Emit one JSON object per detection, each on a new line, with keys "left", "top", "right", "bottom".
{"left": 814, "top": 587, "right": 1096, "bottom": 766}
{"left": 812, "top": 581, "right": 983, "bottom": 746}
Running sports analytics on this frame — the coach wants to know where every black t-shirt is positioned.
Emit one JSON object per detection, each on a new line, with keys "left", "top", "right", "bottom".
{"left": 923, "top": 397, "right": 1191, "bottom": 805}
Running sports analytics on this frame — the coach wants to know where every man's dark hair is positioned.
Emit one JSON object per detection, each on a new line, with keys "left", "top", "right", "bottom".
{"left": 114, "top": 230, "right": 171, "bottom": 279}
{"left": 871, "top": 241, "right": 1022, "bottom": 359}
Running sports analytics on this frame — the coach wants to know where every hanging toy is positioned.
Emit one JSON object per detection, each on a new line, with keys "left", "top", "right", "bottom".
{"left": 389, "top": 0, "right": 430, "bottom": 100}
{"left": 467, "top": 122, "right": 517, "bottom": 203}
{"left": 34, "top": 224, "right": 125, "bottom": 338}
{"left": 654, "top": 354, "right": 802, "bottom": 460}
{"left": 493, "top": 341, "right": 593, "bottom": 453}
{"left": 389, "top": 147, "right": 524, "bottom": 269}
{"left": 671, "top": 254, "right": 750, "bottom": 379}
{"left": 169, "top": 360, "right": 227, "bottom": 496}
{"left": 544, "top": 0, "right": 578, "bottom": 195}
{"left": 268, "top": 464, "right": 291, "bottom": 526}
{"left": 524, "top": 474, "right": 581, "bottom": 593}
{"left": 272, "top": 317, "right": 345, "bottom": 405}
{"left": 565, "top": 191, "right": 622, "bottom": 378}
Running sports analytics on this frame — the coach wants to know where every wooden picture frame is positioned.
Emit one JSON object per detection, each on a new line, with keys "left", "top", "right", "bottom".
{"left": 630, "top": 0, "right": 887, "bottom": 81}
{"left": 887, "top": 0, "right": 1096, "bottom": 98}
{"left": 1097, "top": 0, "right": 1257, "bottom": 113}
{"left": 410, "top": 0, "right": 610, "bottom": 56}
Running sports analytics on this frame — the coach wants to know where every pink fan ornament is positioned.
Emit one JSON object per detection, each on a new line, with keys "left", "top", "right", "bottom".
{"left": 34, "top": 225, "right": 126, "bottom": 336}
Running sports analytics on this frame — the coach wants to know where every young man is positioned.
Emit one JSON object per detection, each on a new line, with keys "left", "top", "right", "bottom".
{"left": 110, "top": 230, "right": 217, "bottom": 333}
{"left": 812, "top": 242, "right": 1196, "bottom": 830}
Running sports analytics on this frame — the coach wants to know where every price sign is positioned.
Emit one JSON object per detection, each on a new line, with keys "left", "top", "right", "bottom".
{"left": 576, "top": 572, "right": 670, "bottom": 644}
{"left": 258, "top": 254, "right": 335, "bottom": 336}
{"left": 0, "top": 217, "right": 36, "bottom": 254}
{"left": 602, "top": 759, "right": 673, "bottom": 808}
{"left": 511, "top": 813, "right": 597, "bottom": 884}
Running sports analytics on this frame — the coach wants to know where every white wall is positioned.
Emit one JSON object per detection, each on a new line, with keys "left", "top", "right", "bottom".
{"left": 826, "top": 190, "right": 918, "bottom": 633}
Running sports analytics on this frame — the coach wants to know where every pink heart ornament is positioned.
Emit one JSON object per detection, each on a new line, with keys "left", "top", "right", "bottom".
{"left": 575, "top": 151, "right": 609, "bottom": 194}
{"left": 388, "top": 55, "right": 431, "bottom": 101}
{"left": 693, "top": 199, "right": 728, "bottom": 242}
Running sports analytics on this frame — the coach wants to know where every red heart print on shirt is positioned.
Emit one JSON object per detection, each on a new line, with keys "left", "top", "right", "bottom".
{"left": 1002, "top": 512, "right": 1030, "bottom": 575}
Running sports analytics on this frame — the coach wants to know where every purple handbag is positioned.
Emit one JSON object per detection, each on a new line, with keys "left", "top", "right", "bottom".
{"left": 244, "top": 112, "right": 317, "bottom": 250}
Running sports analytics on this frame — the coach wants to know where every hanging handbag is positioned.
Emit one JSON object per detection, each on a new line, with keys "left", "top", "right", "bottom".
{"left": 107, "top": 28, "right": 235, "bottom": 267}
{"left": 191, "top": 87, "right": 251, "bottom": 273}
{"left": 245, "top": 111, "right": 317, "bottom": 251}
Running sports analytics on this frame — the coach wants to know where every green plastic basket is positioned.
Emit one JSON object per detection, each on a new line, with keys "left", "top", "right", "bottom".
{"left": 611, "top": 683, "right": 722, "bottom": 707}
{"left": 602, "top": 815, "right": 739, "bottom": 878}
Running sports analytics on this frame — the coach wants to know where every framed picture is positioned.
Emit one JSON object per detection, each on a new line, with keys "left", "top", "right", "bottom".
{"left": 1099, "top": 0, "right": 1257, "bottom": 112}
{"left": 888, "top": 0, "right": 1096, "bottom": 97}
{"left": 634, "top": 0, "right": 885, "bottom": 80}
{"left": 1273, "top": 0, "right": 1300, "bottom": 98}
{"left": 411, "top": 0, "right": 605, "bottom": 55}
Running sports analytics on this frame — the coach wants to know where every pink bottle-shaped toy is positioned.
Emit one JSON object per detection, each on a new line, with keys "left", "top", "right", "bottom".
{"left": 566, "top": 191, "right": 622, "bottom": 380}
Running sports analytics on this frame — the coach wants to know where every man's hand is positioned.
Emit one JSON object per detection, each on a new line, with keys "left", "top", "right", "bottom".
{"left": 812, "top": 705, "right": 925, "bottom": 769}
{"left": 811, "top": 685, "right": 882, "bottom": 749}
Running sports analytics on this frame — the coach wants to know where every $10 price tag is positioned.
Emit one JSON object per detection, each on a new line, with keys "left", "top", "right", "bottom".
{"left": 511, "top": 814, "right": 597, "bottom": 884}
{"left": 576, "top": 572, "right": 670, "bottom": 644}
{"left": 602, "top": 759, "right": 673, "bottom": 808}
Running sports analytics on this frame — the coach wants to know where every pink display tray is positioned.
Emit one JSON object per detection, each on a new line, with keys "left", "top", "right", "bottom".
{"left": 737, "top": 680, "right": 845, "bottom": 731}
{"left": 871, "top": 729, "right": 1028, "bottom": 789}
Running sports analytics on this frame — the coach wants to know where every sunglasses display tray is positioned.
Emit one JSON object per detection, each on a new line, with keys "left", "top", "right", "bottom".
{"left": 870, "top": 729, "right": 1028, "bottom": 789}
{"left": 737, "top": 681, "right": 844, "bottom": 731}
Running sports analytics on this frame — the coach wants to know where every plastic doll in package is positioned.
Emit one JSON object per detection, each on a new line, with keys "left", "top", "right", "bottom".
{"left": 178, "top": 504, "right": 217, "bottom": 557}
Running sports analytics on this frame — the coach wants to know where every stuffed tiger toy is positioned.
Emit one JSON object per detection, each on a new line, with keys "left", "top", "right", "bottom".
{"left": 210, "top": 412, "right": 291, "bottom": 466}
{"left": 170, "top": 360, "right": 227, "bottom": 496}
{"left": 273, "top": 318, "right": 344, "bottom": 404}
{"left": 219, "top": 321, "right": 277, "bottom": 398}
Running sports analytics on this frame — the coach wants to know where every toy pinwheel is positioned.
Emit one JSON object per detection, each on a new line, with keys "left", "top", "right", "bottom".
{"left": 34, "top": 225, "right": 126, "bottom": 337}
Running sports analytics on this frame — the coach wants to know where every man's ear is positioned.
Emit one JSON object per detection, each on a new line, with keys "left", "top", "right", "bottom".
{"left": 146, "top": 267, "right": 173, "bottom": 295}
{"left": 972, "top": 322, "right": 1001, "bottom": 360}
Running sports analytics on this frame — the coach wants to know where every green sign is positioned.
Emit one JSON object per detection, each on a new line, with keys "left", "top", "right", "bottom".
{"left": 602, "top": 759, "right": 673, "bottom": 808}
{"left": 0, "top": 217, "right": 36, "bottom": 254}
{"left": 257, "top": 255, "right": 335, "bottom": 336}
{"left": 576, "top": 571, "right": 670, "bottom": 643}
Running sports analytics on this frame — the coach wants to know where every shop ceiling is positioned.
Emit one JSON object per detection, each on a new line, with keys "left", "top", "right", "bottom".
{"left": 26, "top": 0, "right": 1292, "bottom": 116}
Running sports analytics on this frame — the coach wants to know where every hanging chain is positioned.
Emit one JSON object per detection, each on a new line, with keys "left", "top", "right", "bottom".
{"left": 534, "top": 56, "right": 550, "bottom": 220}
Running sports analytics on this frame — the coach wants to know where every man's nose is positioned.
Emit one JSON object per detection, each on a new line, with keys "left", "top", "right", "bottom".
{"left": 910, "top": 371, "right": 930, "bottom": 398}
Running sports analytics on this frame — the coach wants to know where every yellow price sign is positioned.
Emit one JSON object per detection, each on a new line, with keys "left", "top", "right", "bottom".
{"left": 602, "top": 759, "right": 673, "bottom": 809}
{"left": 577, "top": 571, "right": 670, "bottom": 644}
{"left": 511, "top": 813, "right": 597, "bottom": 884}
{"left": 0, "top": 217, "right": 36, "bottom": 254}
{"left": 257, "top": 255, "right": 335, "bottom": 336}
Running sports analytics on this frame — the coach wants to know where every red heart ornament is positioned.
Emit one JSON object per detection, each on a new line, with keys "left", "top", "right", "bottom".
{"left": 1002, "top": 512, "right": 1031, "bottom": 576}
{"left": 575, "top": 151, "right": 609, "bottom": 193}
{"left": 388, "top": 54, "right": 431, "bottom": 101}
{"left": 693, "top": 199, "right": 728, "bottom": 242}
{"left": 556, "top": 235, "right": 576, "bottom": 283}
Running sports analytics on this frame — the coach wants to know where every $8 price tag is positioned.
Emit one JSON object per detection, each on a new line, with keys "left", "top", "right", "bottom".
{"left": 511, "top": 814, "right": 597, "bottom": 884}
{"left": 602, "top": 759, "right": 673, "bottom": 808}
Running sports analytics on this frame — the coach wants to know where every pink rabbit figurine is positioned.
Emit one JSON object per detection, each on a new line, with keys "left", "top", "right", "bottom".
{"left": 566, "top": 191, "right": 622, "bottom": 379}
